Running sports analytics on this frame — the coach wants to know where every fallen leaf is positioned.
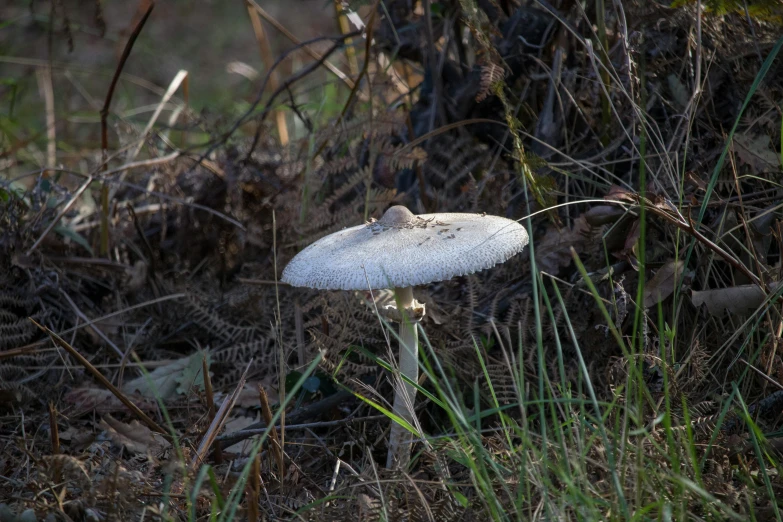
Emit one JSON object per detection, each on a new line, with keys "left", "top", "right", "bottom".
{"left": 605, "top": 185, "right": 637, "bottom": 202}
{"left": 122, "top": 358, "right": 188, "bottom": 399}
{"left": 99, "top": 415, "right": 170, "bottom": 455}
{"left": 535, "top": 215, "right": 591, "bottom": 276}
{"left": 691, "top": 283, "right": 779, "bottom": 316}
{"left": 58, "top": 426, "right": 96, "bottom": 453}
{"left": 64, "top": 387, "right": 157, "bottom": 414}
{"left": 685, "top": 171, "right": 707, "bottom": 192}
{"left": 667, "top": 74, "right": 689, "bottom": 109}
{"left": 624, "top": 219, "right": 642, "bottom": 254}
{"left": 177, "top": 351, "right": 210, "bottom": 396}
{"left": 229, "top": 379, "right": 278, "bottom": 409}
{"left": 643, "top": 260, "right": 685, "bottom": 308}
{"left": 53, "top": 225, "right": 93, "bottom": 255}
{"left": 584, "top": 205, "right": 625, "bottom": 226}
{"left": 123, "top": 352, "right": 209, "bottom": 400}
{"left": 222, "top": 413, "right": 260, "bottom": 454}
{"left": 734, "top": 134, "right": 780, "bottom": 172}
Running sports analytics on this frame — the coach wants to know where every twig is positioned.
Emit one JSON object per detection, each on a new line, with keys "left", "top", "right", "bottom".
{"left": 247, "top": 0, "right": 355, "bottom": 89}
{"left": 738, "top": 358, "right": 783, "bottom": 391}
{"left": 59, "top": 289, "right": 125, "bottom": 359}
{"left": 422, "top": 0, "right": 443, "bottom": 133}
{"left": 29, "top": 318, "right": 169, "bottom": 437}
{"left": 202, "top": 353, "right": 222, "bottom": 465}
{"left": 126, "top": 69, "right": 188, "bottom": 164}
{"left": 305, "top": 2, "right": 378, "bottom": 164}
{"left": 258, "top": 385, "right": 284, "bottom": 485}
{"left": 246, "top": 455, "right": 261, "bottom": 522}
{"left": 48, "top": 402, "right": 59, "bottom": 455}
{"left": 623, "top": 194, "right": 764, "bottom": 289}
{"left": 7, "top": 294, "right": 186, "bottom": 357}
{"left": 36, "top": 67, "right": 56, "bottom": 177}
{"left": 244, "top": 31, "right": 362, "bottom": 160}
{"left": 100, "top": 2, "right": 154, "bottom": 158}
{"left": 25, "top": 174, "right": 94, "bottom": 256}
{"left": 189, "top": 32, "right": 359, "bottom": 169}
{"left": 334, "top": 0, "right": 359, "bottom": 76}
{"left": 99, "top": 2, "right": 154, "bottom": 255}
{"left": 218, "top": 415, "right": 388, "bottom": 449}
{"left": 246, "top": 1, "right": 289, "bottom": 145}
{"left": 24, "top": 163, "right": 244, "bottom": 235}
{"left": 190, "top": 361, "right": 252, "bottom": 469}
{"left": 216, "top": 390, "right": 354, "bottom": 447}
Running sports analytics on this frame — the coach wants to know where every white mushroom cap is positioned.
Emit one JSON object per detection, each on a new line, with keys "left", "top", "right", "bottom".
{"left": 281, "top": 205, "right": 529, "bottom": 291}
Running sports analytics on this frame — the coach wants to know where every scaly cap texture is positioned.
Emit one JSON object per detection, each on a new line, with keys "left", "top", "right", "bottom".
{"left": 281, "top": 205, "right": 529, "bottom": 290}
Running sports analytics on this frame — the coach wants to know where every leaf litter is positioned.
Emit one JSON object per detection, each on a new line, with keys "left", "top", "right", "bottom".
{"left": 1, "top": 1, "right": 783, "bottom": 521}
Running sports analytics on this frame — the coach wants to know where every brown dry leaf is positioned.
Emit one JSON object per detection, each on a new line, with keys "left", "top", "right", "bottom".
{"left": 222, "top": 413, "right": 260, "bottom": 454}
{"left": 535, "top": 215, "right": 590, "bottom": 276}
{"left": 39, "top": 455, "right": 91, "bottom": 488}
{"left": 643, "top": 260, "right": 685, "bottom": 308}
{"left": 99, "top": 414, "right": 171, "bottom": 455}
{"left": 230, "top": 379, "right": 278, "bottom": 409}
{"left": 584, "top": 205, "right": 624, "bottom": 226}
{"left": 64, "top": 387, "right": 157, "bottom": 414}
{"left": 416, "top": 292, "right": 447, "bottom": 325}
{"left": 122, "top": 354, "right": 199, "bottom": 399}
{"left": 624, "top": 219, "right": 642, "bottom": 254}
{"left": 667, "top": 74, "right": 689, "bottom": 109}
{"left": 734, "top": 134, "right": 780, "bottom": 172}
{"left": 691, "top": 283, "right": 779, "bottom": 316}
{"left": 604, "top": 184, "right": 637, "bottom": 202}
{"left": 59, "top": 426, "right": 96, "bottom": 453}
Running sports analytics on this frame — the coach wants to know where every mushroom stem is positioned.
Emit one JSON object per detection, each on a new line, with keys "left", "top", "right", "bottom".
{"left": 386, "top": 285, "right": 418, "bottom": 469}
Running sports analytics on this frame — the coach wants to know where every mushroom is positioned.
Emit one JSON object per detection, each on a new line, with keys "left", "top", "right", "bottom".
{"left": 281, "top": 205, "right": 529, "bottom": 468}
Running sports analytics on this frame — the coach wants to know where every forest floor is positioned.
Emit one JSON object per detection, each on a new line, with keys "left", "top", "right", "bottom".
{"left": 2, "top": 1, "right": 783, "bottom": 520}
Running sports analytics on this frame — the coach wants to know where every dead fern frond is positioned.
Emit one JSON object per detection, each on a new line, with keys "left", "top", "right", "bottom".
{"left": 184, "top": 293, "right": 263, "bottom": 344}
{"left": 39, "top": 454, "right": 92, "bottom": 489}
{"left": 383, "top": 144, "right": 427, "bottom": 172}
{"left": 476, "top": 62, "right": 506, "bottom": 103}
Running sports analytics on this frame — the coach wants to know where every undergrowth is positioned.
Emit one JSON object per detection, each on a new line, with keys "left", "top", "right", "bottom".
{"left": 2, "top": 0, "right": 783, "bottom": 521}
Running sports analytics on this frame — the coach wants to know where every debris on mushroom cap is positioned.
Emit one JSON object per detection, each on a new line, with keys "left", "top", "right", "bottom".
{"left": 281, "top": 205, "right": 530, "bottom": 291}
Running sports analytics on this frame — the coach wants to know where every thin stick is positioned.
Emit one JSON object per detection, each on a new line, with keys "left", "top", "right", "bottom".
{"left": 422, "top": 0, "right": 443, "bottom": 132}
{"left": 99, "top": 2, "right": 154, "bottom": 255}
{"left": 294, "top": 300, "right": 306, "bottom": 368}
{"left": 26, "top": 175, "right": 94, "bottom": 256}
{"left": 127, "top": 69, "right": 188, "bottom": 163}
{"left": 272, "top": 209, "right": 285, "bottom": 463}
{"left": 100, "top": 3, "right": 154, "bottom": 157}
{"left": 59, "top": 289, "right": 125, "bottom": 359}
{"left": 305, "top": 2, "right": 378, "bottom": 167}
{"left": 218, "top": 415, "right": 389, "bottom": 448}
{"left": 36, "top": 67, "right": 56, "bottom": 177}
{"left": 6, "top": 293, "right": 185, "bottom": 357}
{"left": 334, "top": 0, "right": 359, "bottom": 76}
{"left": 246, "top": 0, "right": 289, "bottom": 145}
{"left": 202, "top": 353, "right": 222, "bottom": 465}
{"left": 190, "top": 361, "right": 252, "bottom": 470}
{"left": 247, "top": 0, "right": 355, "bottom": 89}
{"left": 192, "top": 32, "right": 358, "bottom": 167}
{"left": 30, "top": 318, "right": 168, "bottom": 437}
{"left": 48, "top": 402, "right": 59, "bottom": 455}
{"left": 246, "top": 455, "right": 261, "bottom": 522}
{"left": 216, "top": 390, "right": 353, "bottom": 447}
{"left": 258, "top": 385, "right": 284, "bottom": 485}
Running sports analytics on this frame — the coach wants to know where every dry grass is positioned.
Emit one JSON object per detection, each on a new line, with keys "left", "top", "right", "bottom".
{"left": 2, "top": 0, "right": 783, "bottom": 520}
